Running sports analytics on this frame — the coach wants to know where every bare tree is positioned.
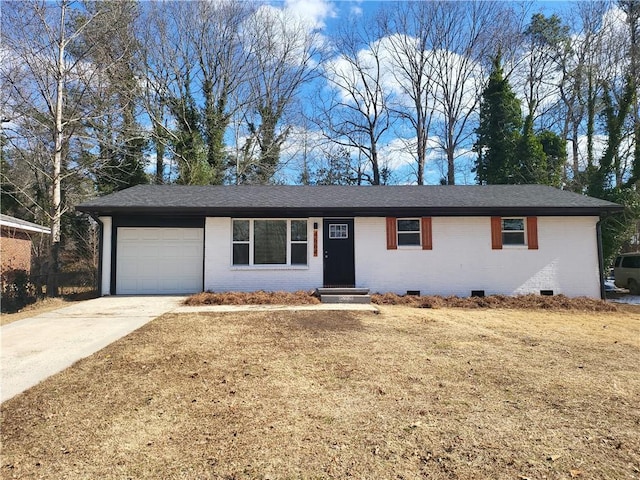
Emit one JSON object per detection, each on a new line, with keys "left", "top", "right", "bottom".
{"left": 79, "top": 0, "right": 148, "bottom": 194}
{"left": 556, "top": 1, "right": 609, "bottom": 184}
{"left": 237, "top": 6, "right": 324, "bottom": 184}
{"left": 377, "top": 1, "right": 506, "bottom": 185}
{"left": 619, "top": 0, "right": 640, "bottom": 184}
{"left": 378, "top": 2, "right": 437, "bottom": 185}
{"left": 428, "top": 1, "right": 505, "bottom": 185}
{"left": 139, "top": 0, "right": 253, "bottom": 185}
{"left": 520, "top": 13, "right": 570, "bottom": 125}
{"left": 2, "top": 0, "right": 125, "bottom": 296}
{"left": 318, "top": 19, "right": 392, "bottom": 185}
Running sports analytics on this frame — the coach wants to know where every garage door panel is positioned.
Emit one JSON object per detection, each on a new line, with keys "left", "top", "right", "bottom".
{"left": 116, "top": 227, "right": 204, "bottom": 295}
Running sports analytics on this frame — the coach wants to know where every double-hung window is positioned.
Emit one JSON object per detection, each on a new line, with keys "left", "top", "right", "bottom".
{"left": 397, "top": 219, "right": 421, "bottom": 246}
{"left": 232, "top": 220, "right": 250, "bottom": 264}
{"left": 491, "top": 216, "right": 538, "bottom": 250}
{"left": 232, "top": 219, "right": 308, "bottom": 266}
{"left": 501, "top": 218, "right": 525, "bottom": 246}
{"left": 386, "top": 217, "right": 432, "bottom": 250}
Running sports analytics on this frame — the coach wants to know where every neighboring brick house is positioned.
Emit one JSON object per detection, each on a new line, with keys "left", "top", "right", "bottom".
{"left": 0, "top": 214, "right": 51, "bottom": 275}
{"left": 77, "top": 184, "right": 622, "bottom": 299}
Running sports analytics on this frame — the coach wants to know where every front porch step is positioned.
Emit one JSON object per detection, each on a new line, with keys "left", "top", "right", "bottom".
{"left": 315, "top": 288, "right": 371, "bottom": 304}
{"left": 316, "top": 288, "right": 370, "bottom": 296}
{"left": 320, "top": 294, "right": 372, "bottom": 304}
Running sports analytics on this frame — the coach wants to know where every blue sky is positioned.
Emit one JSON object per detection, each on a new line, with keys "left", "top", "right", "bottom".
{"left": 274, "top": 0, "right": 579, "bottom": 36}
{"left": 257, "top": 0, "right": 590, "bottom": 185}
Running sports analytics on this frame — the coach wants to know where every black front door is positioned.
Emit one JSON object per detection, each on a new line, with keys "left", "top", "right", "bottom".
{"left": 323, "top": 219, "right": 355, "bottom": 287}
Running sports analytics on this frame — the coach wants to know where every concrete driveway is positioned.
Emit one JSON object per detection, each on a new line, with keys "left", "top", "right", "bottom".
{"left": 1, "top": 296, "right": 184, "bottom": 403}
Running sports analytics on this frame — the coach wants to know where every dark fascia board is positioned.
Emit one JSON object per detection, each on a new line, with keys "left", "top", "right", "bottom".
{"left": 76, "top": 204, "right": 623, "bottom": 218}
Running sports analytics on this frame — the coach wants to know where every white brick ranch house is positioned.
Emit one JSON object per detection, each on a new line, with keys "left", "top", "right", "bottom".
{"left": 76, "top": 184, "right": 621, "bottom": 299}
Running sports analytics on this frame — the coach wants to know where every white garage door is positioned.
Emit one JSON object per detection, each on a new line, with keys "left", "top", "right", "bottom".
{"left": 116, "top": 227, "right": 204, "bottom": 294}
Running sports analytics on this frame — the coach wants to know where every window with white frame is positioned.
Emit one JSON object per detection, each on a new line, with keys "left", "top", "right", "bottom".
{"left": 397, "top": 218, "right": 421, "bottom": 246}
{"left": 232, "top": 219, "right": 308, "bottom": 266}
{"left": 501, "top": 218, "right": 525, "bottom": 245}
{"left": 232, "top": 219, "right": 250, "bottom": 264}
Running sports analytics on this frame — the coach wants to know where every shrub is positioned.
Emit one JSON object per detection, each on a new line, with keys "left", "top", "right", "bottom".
{"left": 1, "top": 269, "right": 36, "bottom": 313}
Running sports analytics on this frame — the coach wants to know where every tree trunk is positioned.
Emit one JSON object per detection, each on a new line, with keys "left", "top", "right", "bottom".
{"left": 416, "top": 115, "right": 425, "bottom": 185}
{"left": 370, "top": 133, "right": 380, "bottom": 185}
{"left": 586, "top": 70, "right": 595, "bottom": 168}
{"left": 154, "top": 122, "right": 165, "bottom": 184}
{"left": 47, "top": 1, "right": 66, "bottom": 298}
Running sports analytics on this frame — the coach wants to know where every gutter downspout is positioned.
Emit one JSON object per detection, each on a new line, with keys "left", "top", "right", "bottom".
{"left": 596, "top": 216, "right": 607, "bottom": 301}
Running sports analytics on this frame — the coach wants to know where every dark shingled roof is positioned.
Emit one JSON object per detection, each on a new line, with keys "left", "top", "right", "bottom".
{"left": 76, "top": 184, "right": 622, "bottom": 217}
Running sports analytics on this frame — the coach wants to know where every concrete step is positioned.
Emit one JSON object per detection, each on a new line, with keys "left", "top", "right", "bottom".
{"left": 316, "top": 287, "right": 370, "bottom": 296}
{"left": 320, "top": 294, "right": 371, "bottom": 304}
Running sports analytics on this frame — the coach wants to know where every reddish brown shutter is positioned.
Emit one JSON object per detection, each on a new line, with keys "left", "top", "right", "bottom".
{"left": 421, "top": 217, "right": 432, "bottom": 250}
{"left": 491, "top": 217, "right": 502, "bottom": 250}
{"left": 386, "top": 217, "right": 397, "bottom": 249}
{"left": 527, "top": 216, "right": 538, "bottom": 250}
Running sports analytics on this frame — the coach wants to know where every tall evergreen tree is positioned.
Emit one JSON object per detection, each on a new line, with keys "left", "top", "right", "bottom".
{"left": 514, "top": 112, "right": 547, "bottom": 184}
{"left": 537, "top": 130, "right": 566, "bottom": 187}
{"left": 168, "top": 78, "right": 212, "bottom": 185}
{"left": 473, "top": 53, "right": 522, "bottom": 184}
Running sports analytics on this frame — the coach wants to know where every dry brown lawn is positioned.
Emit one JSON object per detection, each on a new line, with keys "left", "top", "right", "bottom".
{"left": 1, "top": 306, "right": 639, "bottom": 479}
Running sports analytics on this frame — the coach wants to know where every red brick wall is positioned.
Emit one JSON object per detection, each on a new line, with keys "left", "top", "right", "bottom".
{"left": 1, "top": 228, "right": 32, "bottom": 274}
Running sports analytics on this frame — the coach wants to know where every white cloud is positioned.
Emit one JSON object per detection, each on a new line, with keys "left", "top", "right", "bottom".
{"left": 324, "top": 34, "right": 484, "bottom": 125}
{"left": 378, "top": 138, "right": 416, "bottom": 171}
{"left": 279, "top": 125, "right": 328, "bottom": 160}
{"left": 283, "top": 0, "right": 336, "bottom": 30}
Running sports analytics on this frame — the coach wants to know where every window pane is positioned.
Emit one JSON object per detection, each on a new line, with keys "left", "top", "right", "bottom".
{"left": 254, "top": 220, "right": 286, "bottom": 264}
{"left": 503, "top": 232, "right": 525, "bottom": 245}
{"left": 291, "top": 220, "right": 307, "bottom": 241}
{"left": 398, "top": 232, "right": 420, "bottom": 246}
{"left": 329, "top": 224, "right": 348, "bottom": 239}
{"left": 233, "top": 220, "right": 249, "bottom": 241}
{"left": 291, "top": 243, "right": 307, "bottom": 265}
{"left": 233, "top": 244, "right": 249, "bottom": 265}
{"left": 502, "top": 218, "right": 524, "bottom": 231}
{"left": 398, "top": 219, "right": 420, "bottom": 232}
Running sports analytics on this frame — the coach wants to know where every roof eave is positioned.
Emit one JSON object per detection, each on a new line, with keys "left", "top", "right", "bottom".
{"left": 0, "top": 221, "right": 51, "bottom": 234}
{"left": 76, "top": 204, "right": 623, "bottom": 217}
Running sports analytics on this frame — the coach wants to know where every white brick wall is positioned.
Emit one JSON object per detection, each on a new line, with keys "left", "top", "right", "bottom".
{"left": 103, "top": 215, "right": 601, "bottom": 298}
{"left": 354, "top": 216, "right": 601, "bottom": 298}
{"left": 204, "top": 217, "right": 324, "bottom": 292}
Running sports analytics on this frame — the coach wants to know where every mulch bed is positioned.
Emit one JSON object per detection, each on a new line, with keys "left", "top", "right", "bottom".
{"left": 185, "top": 290, "right": 617, "bottom": 312}
{"left": 371, "top": 292, "right": 617, "bottom": 311}
{"left": 184, "top": 290, "right": 321, "bottom": 306}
